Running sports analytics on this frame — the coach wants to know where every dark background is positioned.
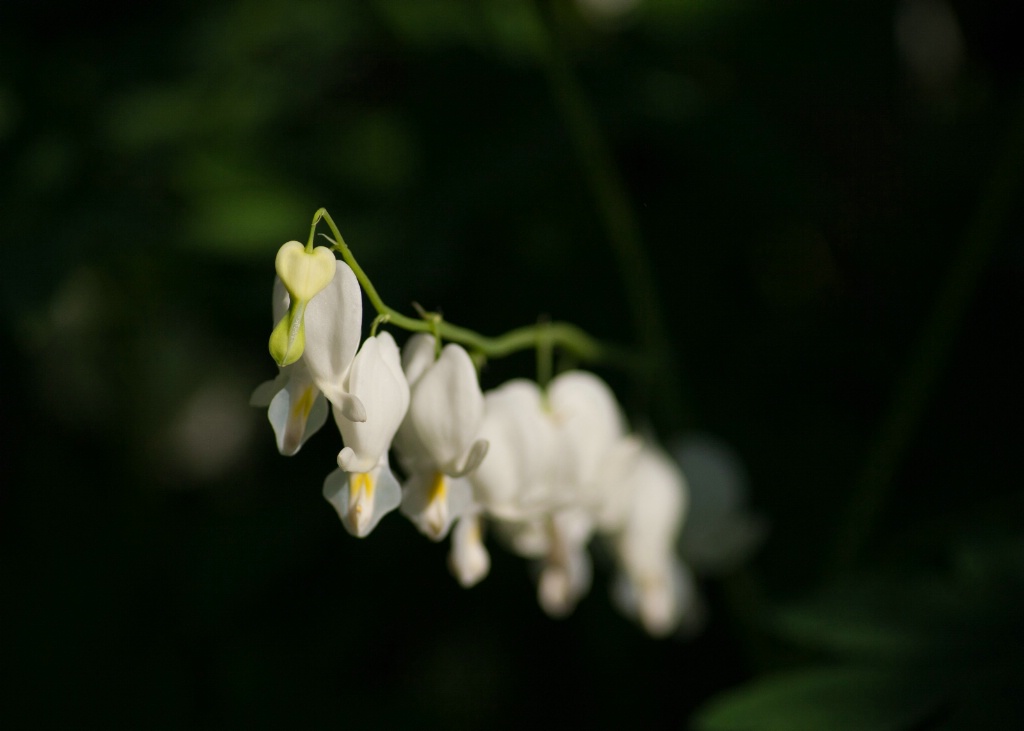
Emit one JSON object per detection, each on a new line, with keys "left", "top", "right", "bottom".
{"left": 2, "top": 0, "right": 1022, "bottom": 729}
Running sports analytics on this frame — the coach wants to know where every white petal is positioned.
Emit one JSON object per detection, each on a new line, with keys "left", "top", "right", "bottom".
{"left": 401, "top": 332, "right": 437, "bottom": 387}
{"left": 537, "top": 509, "right": 594, "bottom": 618}
{"left": 409, "top": 343, "right": 484, "bottom": 474}
{"left": 267, "top": 371, "right": 329, "bottom": 456}
{"left": 469, "top": 379, "right": 563, "bottom": 519}
{"left": 494, "top": 517, "right": 550, "bottom": 558}
{"left": 548, "top": 371, "right": 628, "bottom": 488}
{"left": 612, "top": 557, "right": 700, "bottom": 637}
{"left": 250, "top": 372, "right": 288, "bottom": 408}
{"left": 616, "top": 443, "right": 687, "bottom": 574}
{"left": 323, "top": 458, "right": 402, "bottom": 538}
{"left": 335, "top": 334, "right": 410, "bottom": 473}
{"left": 400, "top": 470, "right": 473, "bottom": 541}
{"left": 450, "top": 438, "right": 489, "bottom": 477}
{"left": 302, "top": 260, "right": 362, "bottom": 408}
{"left": 448, "top": 513, "right": 491, "bottom": 588}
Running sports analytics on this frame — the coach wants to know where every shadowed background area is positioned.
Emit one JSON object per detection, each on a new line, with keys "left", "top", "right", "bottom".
{"left": 2, "top": 0, "right": 1022, "bottom": 729}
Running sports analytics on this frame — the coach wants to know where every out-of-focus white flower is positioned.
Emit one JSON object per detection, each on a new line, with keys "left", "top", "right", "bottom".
{"left": 674, "top": 433, "right": 766, "bottom": 574}
{"left": 396, "top": 340, "right": 489, "bottom": 541}
{"left": 448, "top": 512, "right": 491, "bottom": 588}
{"left": 537, "top": 507, "right": 595, "bottom": 618}
{"left": 323, "top": 332, "right": 409, "bottom": 538}
{"left": 468, "top": 379, "right": 560, "bottom": 521}
{"left": 547, "top": 371, "right": 628, "bottom": 501}
{"left": 610, "top": 442, "right": 692, "bottom": 637}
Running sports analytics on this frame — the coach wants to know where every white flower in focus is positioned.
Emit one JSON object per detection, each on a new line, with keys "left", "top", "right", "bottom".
{"left": 323, "top": 332, "right": 409, "bottom": 538}
{"left": 251, "top": 278, "right": 329, "bottom": 455}
{"left": 396, "top": 341, "right": 489, "bottom": 541}
{"left": 300, "top": 258, "right": 366, "bottom": 423}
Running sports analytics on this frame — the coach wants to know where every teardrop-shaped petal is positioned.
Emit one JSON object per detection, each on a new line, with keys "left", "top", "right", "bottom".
{"left": 408, "top": 343, "right": 484, "bottom": 474}
{"left": 449, "top": 513, "right": 491, "bottom": 588}
{"left": 323, "top": 457, "right": 402, "bottom": 538}
{"left": 302, "top": 259, "right": 363, "bottom": 410}
{"left": 548, "top": 371, "right": 627, "bottom": 489}
{"left": 335, "top": 332, "right": 410, "bottom": 473}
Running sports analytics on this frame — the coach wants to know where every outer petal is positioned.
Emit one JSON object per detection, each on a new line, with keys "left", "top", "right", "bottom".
{"left": 302, "top": 260, "right": 364, "bottom": 418}
{"left": 409, "top": 343, "right": 485, "bottom": 475}
{"left": 609, "top": 442, "right": 691, "bottom": 635}
{"left": 323, "top": 456, "right": 402, "bottom": 537}
{"left": 469, "top": 379, "right": 560, "bottom": 519}
{"left": 266, "top": 359, "right": 329, "bottom": 456}
{"left": 616, "top": 443, "right": 688, "bottom": 573}
{"left": 612, "top": 556, "right": 700, "bottom": 637}
{"left": 336, "top": 332, "right": 410, "bottom": 473}
{"left": 401, "top": 333, "right": 437, "bottom": 388}
{"left": 537, "top": 508, "right": 594, "bottom": 618}
{"left": 548, "top": 371, "right": 628, "bottom": 490}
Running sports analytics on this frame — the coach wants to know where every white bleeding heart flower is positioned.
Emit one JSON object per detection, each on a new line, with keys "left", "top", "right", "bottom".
{"left": 468, "top": 379, "right": 561, "bottom": 521}
{"left": 251, "top": 277, "right": 329, "bottom": 455}
{"left": 301, "top": 258, "right": 366, "bottom": 423}
{"left": 323, "top": 331, "right": 410, "bottom": 538}
{"left": 609, "top": 441, "right": 692, "bottom": 637}
{"left": 396, "top": 341, "right": 489, "bottom": 541}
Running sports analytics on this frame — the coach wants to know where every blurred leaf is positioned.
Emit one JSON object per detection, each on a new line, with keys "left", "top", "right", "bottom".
{"left": 695, "top": 667, "right": 937, "bottom": 731}
{"left": 768, "top": 602, "right": 930, "bottom": 661}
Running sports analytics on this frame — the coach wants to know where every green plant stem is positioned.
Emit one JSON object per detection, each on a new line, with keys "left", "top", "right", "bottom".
{"left": 311, "top": 208, "right": 642, "bottom": 370}
{"left": 831, "top": 94, "right": 1024, "bottom": 572}
{"left": 529, "top": 0, "right": 689, "bottom": 429}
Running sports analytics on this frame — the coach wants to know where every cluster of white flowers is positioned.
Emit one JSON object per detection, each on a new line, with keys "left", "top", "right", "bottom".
{"left": 253, "top": 247, "right": 696, "bottom": 636}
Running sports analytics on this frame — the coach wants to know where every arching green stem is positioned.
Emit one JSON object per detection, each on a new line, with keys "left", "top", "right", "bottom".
{"left": 309, "top": 208, "right": 644, "bottom": 371}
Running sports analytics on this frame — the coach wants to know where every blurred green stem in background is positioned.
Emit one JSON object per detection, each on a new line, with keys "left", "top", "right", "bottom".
{"left": 831, "top": 90, "right": 1024, "bottom": 573}
{"left": 530, "top": 0, "right": 692, "bottom": 432}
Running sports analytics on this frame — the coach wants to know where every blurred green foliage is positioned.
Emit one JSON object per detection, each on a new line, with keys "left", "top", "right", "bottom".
{"left": 2, "top": 0, "right": 1021, "bottom": 729}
